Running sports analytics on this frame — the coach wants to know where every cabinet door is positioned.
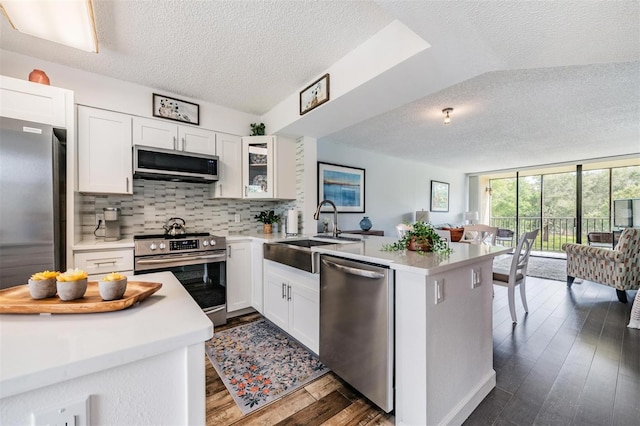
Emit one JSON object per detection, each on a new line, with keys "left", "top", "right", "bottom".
{"left": 251, "top": 241, "right": 264, "bottom": 313}
{"left": 179, "top": 126, "right": 216, "bottom": 155}
{"left": 226, "top": 241, "right": 252, "bottom": 312}
{"left": 212, "top": 133, "right": 242, "bottom": 198}
{"left": 132, "top": 116, "right": 176, "bottom": 149}
{"left": 77, "top": 106, "right": 132, "bottom": 194}
{"left": 263, "top": 262, "right": 289, "bottom": 330}
{"left": 0, "top": 75, "right": 67, "bottom": 127}
{"left": 242, "top": 136, "right": 274, "bottom": 198}
{"left": 289, "top": 280, "right": 320, "bottom": 354}
{"left": 274, "top": 136, "right": 297, "bottom": 200}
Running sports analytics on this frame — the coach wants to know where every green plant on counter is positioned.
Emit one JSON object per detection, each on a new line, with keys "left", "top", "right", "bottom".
{"left": 250, "top": 122, "right": 265, "bottom": 136}
{"left": 382, "top": 221, "right": 452, "bottom": 255}
{"left": 254, "top": 209, "right": 280, "bottom": 224}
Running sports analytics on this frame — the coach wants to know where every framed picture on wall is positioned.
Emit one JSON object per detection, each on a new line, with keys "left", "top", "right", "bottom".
{"left": 300, "top": 74, "right": 330, "bottom": 115}
{"left": 317, "top": 162, "right": 365, "bottom": 213}
{"left": 430, "top": 180, "right": 449, "bottom": 212}
{"left": 152, "top": 93, "right": 200, "bottom": 125}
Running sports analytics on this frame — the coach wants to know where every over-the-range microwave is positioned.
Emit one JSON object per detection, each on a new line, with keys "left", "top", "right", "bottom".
{"left": 133, "top": 145, "right": 219, "bottom": 183}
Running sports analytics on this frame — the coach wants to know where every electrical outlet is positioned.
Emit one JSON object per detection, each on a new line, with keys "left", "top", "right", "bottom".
{"left": 435, "top": 279, "right": 444, "bottom": 304}
{"left": 96, "top": 213, "right": 104, "bottom": 226}
{"left": 472, "top": 268, "right": 482, "bottom": 288}
{"left": 33, "top": 395, "right": 90, "bottom": 426}
{"left": 234, "top": 213, "right": 240, "bottom": 223}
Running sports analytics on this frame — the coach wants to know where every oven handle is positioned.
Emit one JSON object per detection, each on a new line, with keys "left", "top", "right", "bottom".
{"left": 136, "top": 253, "right": 226, "bottom": 265}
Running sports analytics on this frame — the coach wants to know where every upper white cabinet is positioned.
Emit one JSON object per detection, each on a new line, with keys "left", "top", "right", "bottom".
{"left": 0, "top": 75, "right": 68, "bottom": 127}
{"left": 212, "top": 132, "right": 243, "bottom": 199}
{"left": 241, "top": 135, "right": 296, "bottom": 200}
{"left": 77, "top": 106, "right": 132, "bottom": 194}
{"left": 132, "top": 116, "right": 215, "bottom": 155}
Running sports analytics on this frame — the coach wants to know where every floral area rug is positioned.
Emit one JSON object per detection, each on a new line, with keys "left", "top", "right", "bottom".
{"left": 205, "top": 319, "right": 329, "bottom": 415}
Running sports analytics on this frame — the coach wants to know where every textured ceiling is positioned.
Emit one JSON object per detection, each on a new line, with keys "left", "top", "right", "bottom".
{"left": 0, "top": 0, "right": 638, "bottom": 173}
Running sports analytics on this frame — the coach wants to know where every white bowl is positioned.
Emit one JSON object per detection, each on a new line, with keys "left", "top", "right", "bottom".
{"left": 99, "top": 278, "right": 127, "bottom": 301}
{"left": 28, "top": 278, "right": 57, "bottom": 299}
{"left": 56, "top": 278, "right": 88, "bottom": 301}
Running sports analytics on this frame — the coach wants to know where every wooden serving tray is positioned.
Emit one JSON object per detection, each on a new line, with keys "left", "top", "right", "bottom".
{"left": 0, "top": 281, "right": 162, "bottom": 314}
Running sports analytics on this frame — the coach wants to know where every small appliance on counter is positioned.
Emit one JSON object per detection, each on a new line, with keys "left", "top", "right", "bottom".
{"left": 103, "top": 207, "right": 121, "bottom": 241}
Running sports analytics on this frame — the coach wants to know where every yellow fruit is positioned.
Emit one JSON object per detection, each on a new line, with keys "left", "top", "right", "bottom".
{"left": 57, "top": 268, "right": 88, "bottom": 282}
{"left": 30, "top": 270, "right": 60, "bottom": 280}
{"left": 102, "top": 272, "right": 125, "bottom": 281}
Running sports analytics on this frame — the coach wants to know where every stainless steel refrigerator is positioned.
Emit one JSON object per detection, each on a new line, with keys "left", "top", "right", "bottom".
{"left": 0, "top": 116, "right": 66, "bottom": 289}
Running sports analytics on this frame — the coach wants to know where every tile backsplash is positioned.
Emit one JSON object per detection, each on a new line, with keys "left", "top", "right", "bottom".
{"left": 80, "top": 139, "right": 305, "bottom": 240}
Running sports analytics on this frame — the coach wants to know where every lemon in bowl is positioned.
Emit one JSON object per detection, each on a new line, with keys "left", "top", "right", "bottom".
{"left": 99, "top": 272, "right": 128, "bottom": 301}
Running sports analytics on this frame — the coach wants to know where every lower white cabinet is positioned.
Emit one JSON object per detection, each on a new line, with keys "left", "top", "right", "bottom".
{"left": 73, "top": 248, "right": 133, "bottom": 280}
{"left": 251, "top": 240, "right": 264, "bottom": 313}
{"left": 263, "top": 259, "right": 319, "bottom": 353}
{"left": 226, "top": 241, "right": 252, "bottom": 312}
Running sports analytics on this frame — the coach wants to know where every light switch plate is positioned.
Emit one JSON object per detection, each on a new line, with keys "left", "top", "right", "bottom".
{"left": 33, "top": 395, "right": 90, "bottom": 426}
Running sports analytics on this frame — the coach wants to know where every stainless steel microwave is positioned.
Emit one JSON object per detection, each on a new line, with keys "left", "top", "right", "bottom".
{"left": 133, "top": 145, "right": 219, "bottom": 183}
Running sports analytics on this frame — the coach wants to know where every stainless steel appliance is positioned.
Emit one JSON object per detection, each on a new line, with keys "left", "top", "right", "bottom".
{"left": 103, "top": 207, "right": 121, "bottom": 242}
{"left": 319, "top": 254, "right": 394, "bottom": 412}
{"left": 134, "top": 232, "right": 227, "bottom": 325}
{"left": 133, "top": 145, "right": 219, "bottom": 183}
{"left": 0, "top": 117, "right": 66, "bottom": 289}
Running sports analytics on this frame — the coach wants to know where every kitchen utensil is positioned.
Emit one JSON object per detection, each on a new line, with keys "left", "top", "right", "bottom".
{"left": 163, "top": 217, "right": 186, "bottom": 236}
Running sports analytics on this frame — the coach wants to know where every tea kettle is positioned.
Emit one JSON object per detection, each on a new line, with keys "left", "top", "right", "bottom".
{"left": 163, "top": 217, "right": 186, "bottom": 236}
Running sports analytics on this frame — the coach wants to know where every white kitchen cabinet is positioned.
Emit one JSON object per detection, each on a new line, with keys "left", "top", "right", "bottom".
{"left": 241, "top": 135, "right": 296, "bottom": 200}
{"left": 77, "top": 106, "right": 132, "bottom": 194}
{"left": 226, "top": 241, "right": 252, "bottom": 312}
{"left": 263, "top": 260, "right": 319, "bottom": 353}
{"left": 132, "top": 116, "right": 216, "bottom": 155}
{"left": 73, "top": 248, "right": 134, "bottom": 280}
{"left": 251, "top": 240, "right": 264, "bottom": 313}
{"left": 211, "top": 132, "right": 243, "bottom": 198}
{"left": 0, "top": 75, "right": 68, "bottom": 127}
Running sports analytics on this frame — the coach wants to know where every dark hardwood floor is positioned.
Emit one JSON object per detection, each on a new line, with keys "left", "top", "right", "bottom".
{"left": 205, "top": 278, "right": 639, "bottom": 425}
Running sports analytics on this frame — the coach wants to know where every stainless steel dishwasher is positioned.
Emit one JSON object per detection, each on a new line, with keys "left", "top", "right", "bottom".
{"left": 319, "top": 254, "right": 394, "bottom": 413}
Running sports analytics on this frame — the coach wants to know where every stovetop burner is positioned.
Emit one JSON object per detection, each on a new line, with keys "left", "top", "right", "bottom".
{"left": 134, "top": 232, "right": 211, "bottom": 240}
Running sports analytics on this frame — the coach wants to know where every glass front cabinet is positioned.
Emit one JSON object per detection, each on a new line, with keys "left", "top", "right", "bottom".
{"left": 242, "top": 136, "right": 274, "bottom": 198}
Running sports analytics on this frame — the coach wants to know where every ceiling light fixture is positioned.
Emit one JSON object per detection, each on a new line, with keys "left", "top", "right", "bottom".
{"left": 0, "top": 0, "right": 99, "bottom": 53}
{"left": 442, "top": 108, "right": 453, "bottom": 125}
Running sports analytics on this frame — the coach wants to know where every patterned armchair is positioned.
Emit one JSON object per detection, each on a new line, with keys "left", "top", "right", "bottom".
{"left": 562, "top": 228, "right": 640, "bottom": 303}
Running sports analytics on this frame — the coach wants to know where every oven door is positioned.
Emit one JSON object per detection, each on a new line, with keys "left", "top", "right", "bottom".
{"left": 134, "top": 251, "right": 227, "bottom": 324}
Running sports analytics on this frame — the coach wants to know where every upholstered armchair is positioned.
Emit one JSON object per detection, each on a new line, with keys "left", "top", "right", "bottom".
{"left": 562, "top": 228, "right": 640, "bottom": 303}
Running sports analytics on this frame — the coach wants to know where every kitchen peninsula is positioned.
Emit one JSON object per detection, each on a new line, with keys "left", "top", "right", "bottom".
{"left": 0, "top": 272, "right": 213, "bottom": 425}
{"left": 312, "top": 236, "right": 510, "bottom": 426}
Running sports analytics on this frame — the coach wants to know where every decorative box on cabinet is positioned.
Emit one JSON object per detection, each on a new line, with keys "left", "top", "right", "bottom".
{"left": 132, "top": 116, "right": 215, "bottom": 155}
{"left": 263, "top": 259, "right": 319, "bottom": 353}
{"left": 77, "top": 106, "right": 132, "bottom": 194}
{"left": 241, "top": 135, "right": 296, "bottom": 200}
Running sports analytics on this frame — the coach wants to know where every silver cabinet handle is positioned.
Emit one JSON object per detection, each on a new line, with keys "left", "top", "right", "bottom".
{"left": 228, "top": 246, "right": 231, "bottom": 258}
{"left": 282, "top": 282, "right": 286, "bottom": 299}
{"left": 126, "top": 177, "right": 130, "bottom": 192}
{"left": 287, "top": 284, "right": 291, "bottom": 301}
{"left": 321, "top": 259, "right": 386, "bottom": 279}
{"left": 173, "top": 136, "right": 177, "bottom": 150}
{"left": 181, "top": 137, "right": 186, "bottom": 151}
{"left": 245, "top": 185, "right": 248, "bottom": 197}
{"left": 94, "top": 260, "right": 117, "bottom": 266}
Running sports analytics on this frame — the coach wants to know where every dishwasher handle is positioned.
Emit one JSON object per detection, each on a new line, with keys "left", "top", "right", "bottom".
{"left": 321, "top": 259, "right": 386, "bottom": 279}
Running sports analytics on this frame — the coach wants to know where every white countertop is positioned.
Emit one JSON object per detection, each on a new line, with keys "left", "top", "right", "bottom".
{"left": 312, "top": 236, "right": 511, "bottom": 275}
{"left": 0, "top": 271, "right": 213, "bottom": 399}
{"left": 73, "top": 237, "right": 135, "bottom": 250}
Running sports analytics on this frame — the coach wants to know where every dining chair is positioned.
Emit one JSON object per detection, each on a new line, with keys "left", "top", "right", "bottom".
{"left": 493, "top": 229, "right": 539, "bottom": 323}
{"left": 460, "top": 225, "right": 498, "bottom": 245}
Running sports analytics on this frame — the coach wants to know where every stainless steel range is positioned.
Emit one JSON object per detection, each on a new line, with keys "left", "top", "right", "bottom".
{"left": 133, "top": 232, "right": 227, "bottom": 325}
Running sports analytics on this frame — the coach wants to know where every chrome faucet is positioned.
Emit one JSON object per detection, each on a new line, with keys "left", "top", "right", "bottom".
{"left": 314, "top": 199, "right": 340, "bottom": 237}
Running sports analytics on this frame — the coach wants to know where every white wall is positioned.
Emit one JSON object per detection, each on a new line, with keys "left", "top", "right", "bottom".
{"left": 0, "top": 50, "right": 257, "bottom": 135}
{"left": 317, "top": 140, "right": 466, "bottom": 236}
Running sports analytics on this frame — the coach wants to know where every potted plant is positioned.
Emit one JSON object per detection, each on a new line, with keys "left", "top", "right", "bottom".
{"left": 250, "top": 122, "right": 265, "bottom": 136}
{"left": 255, "top": 209, "right": 280, "bottom": 234}
{"left": 382, "top": 221, "right": 451, "bottom": 255}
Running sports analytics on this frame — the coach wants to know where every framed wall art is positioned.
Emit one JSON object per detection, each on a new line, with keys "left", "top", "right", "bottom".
{"left": 430, "top": 180, "right": 450, "bottom": 212}
{"left": 152, "top": 93, "right": 200, "bottom": 125}
{"left": 300, "top": 74, "right": 330, "bottom": 115}
{"left": 318, "top": 162, "right": 365, "bottom": 213}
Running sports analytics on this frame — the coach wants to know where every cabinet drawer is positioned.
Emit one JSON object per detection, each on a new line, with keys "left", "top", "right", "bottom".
{"left": 74, "top": 249, "right": 133, "bottom": 276}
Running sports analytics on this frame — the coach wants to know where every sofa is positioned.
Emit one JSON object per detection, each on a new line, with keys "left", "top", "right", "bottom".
{"left": 562, "top": 228, "right": 640, "bottom": 303}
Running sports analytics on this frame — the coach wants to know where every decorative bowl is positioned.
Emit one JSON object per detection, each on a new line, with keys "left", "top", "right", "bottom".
{"left": 57, "top": 278, "right": 88, "bottom": 301}
{"left": 28, "top": 278, "right": 57, "bottom": 299}
{"left": 99, "top": 278, "right": 127, "bottom": 301}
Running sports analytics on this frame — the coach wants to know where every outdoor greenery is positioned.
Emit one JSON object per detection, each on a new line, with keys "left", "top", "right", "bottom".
{"left": 490, "top": 165, "right": 639, "bottom": 252}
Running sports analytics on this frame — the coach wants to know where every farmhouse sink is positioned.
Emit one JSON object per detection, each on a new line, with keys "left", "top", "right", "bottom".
{"left": 263, "top": 239, "right": 337, "bottom": 273}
